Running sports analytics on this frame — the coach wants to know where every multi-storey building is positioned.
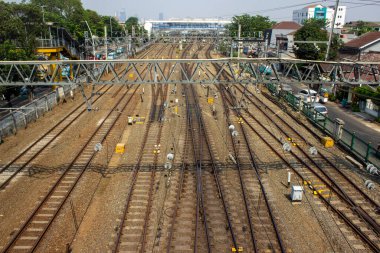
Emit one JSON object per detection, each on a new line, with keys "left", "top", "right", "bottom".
{"left": 293, "top": 4, "right": 346, "bottom": 28}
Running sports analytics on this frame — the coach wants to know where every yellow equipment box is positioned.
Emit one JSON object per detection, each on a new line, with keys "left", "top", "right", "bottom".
{"left": 115, "top": 143, "right": 125, "bottom": 154}
{"left": 321, "top": 137, "right": 334, "bottom": 148}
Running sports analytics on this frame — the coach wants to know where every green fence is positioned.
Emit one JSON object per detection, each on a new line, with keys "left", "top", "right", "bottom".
{"left": 267, "top": 84, "right": 380, "bottom": 168}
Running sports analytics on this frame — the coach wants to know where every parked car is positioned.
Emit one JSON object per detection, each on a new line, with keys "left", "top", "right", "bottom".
{"left": 108, "top": 52, "right": 116, "bottom": 60}
{"left": 311, "top": 103, "right": 328, "bottom": 120}
{"left": 298, "top": 89, "right": 318, "bottom": 103}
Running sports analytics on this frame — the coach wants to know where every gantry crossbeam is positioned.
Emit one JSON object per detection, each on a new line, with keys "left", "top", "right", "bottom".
{"left": 0, "top": 58, "right": 379, "bottom": 87}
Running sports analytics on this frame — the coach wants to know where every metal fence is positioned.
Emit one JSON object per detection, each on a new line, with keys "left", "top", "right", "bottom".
{"left": 0, "top": 85, "right": 77, "bottom": 140}
{"left": 267, "top": 83, "right": 380, "bottom": 168}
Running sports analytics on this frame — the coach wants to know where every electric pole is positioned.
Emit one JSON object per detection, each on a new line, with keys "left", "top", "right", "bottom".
{"left": 325, "top": 0, "right": 340, "bottom": 61}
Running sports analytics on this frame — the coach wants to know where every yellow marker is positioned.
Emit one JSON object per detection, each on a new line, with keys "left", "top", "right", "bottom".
{"left": 129, "top": 73, "right": 134, "bottom": 78}
{"left": 238, "top": 247, "right": 243, "bottom": 252}
{"left": 232, "top": 248, "right": 237, "bottom": 252}
{"left": 207, "top": 97, "right": 214, "bottom": 104}
{"left": 115, "top": 143, "right": 125, "bottom": 154}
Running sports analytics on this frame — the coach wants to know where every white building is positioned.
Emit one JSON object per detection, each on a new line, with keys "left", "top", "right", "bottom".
{"left": 293, "top": 4, "right": 346, "bottom": 28}
{"left": 144, "top": 19, "right": 231, "bottom": 35}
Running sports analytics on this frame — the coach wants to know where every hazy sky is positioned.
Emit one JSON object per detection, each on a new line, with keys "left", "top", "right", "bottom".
{"left": 6, "top": 0, "right": 380, "bottom": 22}
{"left": 80, "top": 0, "right": 380, "bottom": 21}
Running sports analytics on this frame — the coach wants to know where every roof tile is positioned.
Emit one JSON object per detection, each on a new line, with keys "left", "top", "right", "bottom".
{"left": 272, "top": 21, "right": 302, "bottom": 30}
{"left": 344, "top": 32, "right": 380, "bottom": 49}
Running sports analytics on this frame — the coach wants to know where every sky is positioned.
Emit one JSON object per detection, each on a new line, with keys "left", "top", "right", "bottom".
{"left": 79, "top": 0, "right": 380, "bottom": 22}
{"left": 6, "top": 0, "right": 380, "bottom": 22}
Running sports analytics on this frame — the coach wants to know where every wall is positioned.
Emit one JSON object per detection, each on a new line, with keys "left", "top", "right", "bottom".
{"left": 270, "top": 29, "right": 296, "bottom": 48}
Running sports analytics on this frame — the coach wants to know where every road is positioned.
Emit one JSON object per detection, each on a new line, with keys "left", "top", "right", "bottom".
{"left": 325, "top": 102, "right": 380, "bottom": 147}
{"left": 286, "top": 83, "right": 380, "bottom": 147}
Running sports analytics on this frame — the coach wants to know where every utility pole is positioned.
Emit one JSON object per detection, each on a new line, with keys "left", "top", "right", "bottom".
{"left": 237, "top": 24, "right": 241, "bottom": 58}
{"left": 84, "top": 20, "right": 96, "bottom": 68}
{"left": 325, "top": 0, "right": 340, "bottom": 61}
{"left": 109, "top": 16, "right": 113, "bottom": 38}
{"left": 105, "top": 26, "right": 108, "bottom": 60}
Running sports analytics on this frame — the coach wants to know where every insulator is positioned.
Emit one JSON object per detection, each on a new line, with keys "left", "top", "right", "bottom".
{"left": 367, "top": 164, "right": 378, "bottom": 175}
{"left": 309, "top": 147, "right": 318, "bottom": 155}
{"left": 164, "top": 162, "right": 172, "bottom": 170}
{"left": 229, "top": 124, "right": 235, "bottom": 131}
{"left": 365, "top": 180, "right": 375, "bottom": 190}
{"left": 283, "top": 143, "right": 291, "bottom": 152}
{"left": 231, "top": 130, "right": 238, "bottom": 137}
{"left": 167, "top": 153, "right": 174, "bottom": 161}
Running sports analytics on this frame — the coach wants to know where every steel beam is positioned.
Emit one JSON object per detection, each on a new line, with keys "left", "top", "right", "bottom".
{"left": 0, "top": 58, "right": 379, "bottom": 87}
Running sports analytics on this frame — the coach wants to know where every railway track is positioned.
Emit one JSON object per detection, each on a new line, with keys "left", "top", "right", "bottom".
{"left": 0, "top": 44, "right": 159, "bottom": 190}
{"left": 112, "top": 44, "right": 175, "bottom": 253}
{"left": 222, "top": 83, "right": 380, "bottom": 252}
{"left": 1, "top": 82, "right": 140, "bottom": 253}
{"left": 181, "top": 44, "right": 240, "bottom": 252}
{"left": 203, "top": 46, "right": 286, "bottom": 253}
{"left": 0, "top": 44, "right": 167, "bottom": 253}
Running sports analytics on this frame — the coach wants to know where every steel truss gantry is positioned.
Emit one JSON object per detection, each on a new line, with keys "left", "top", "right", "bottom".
{"left": 0, "top": 58, "right": 379, "bottom": 87}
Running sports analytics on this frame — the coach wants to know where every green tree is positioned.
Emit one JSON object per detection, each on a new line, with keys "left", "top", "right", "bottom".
{"left": 125, "top": 17, "right": 146, "bottom": 36}
{"left": 227, "top": 14, "right": 275, "bottom": 37}
{"left": 294, "top": 18, "right": 341, "bottom": 60}
{"left": 354, "top": 86, "right": 380, "bottom": 105}
{"left": 355, "top": 20, "right": 373, "bottom": 36}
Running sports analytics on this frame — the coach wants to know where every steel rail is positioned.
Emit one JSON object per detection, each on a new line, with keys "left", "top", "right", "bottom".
{"left": 1, "top": 82, "right": 140, "bottom": 253}
{"left": 223, "top": 90, "right": 380, "bottom": 253}
{"left": 0, "top": 85, "right": 111, "bottom": 181}
{"left": 165, "top": 93, "right": 191, "bottom": 253}
{"left": 207, "top": 47, "right": 286, "bottom": 252}
{"left": 112, "top": 44, "right": 174, "bottom": 253}
{"left": 2, "top": 43, "right": 163, "bottom": 253}
{"left": 260, "top": 91, "right": 380, "bottom": 210}
{"left": 207, "top": 50, "right": 259, "bottom": 252}
{"left": 236, "top": 85, "right": 380, "bottom": 235}
{"left": 189, "top": 81, "right": 239, "bottom": 251}
{"left": 0, "top": 42, "right": 159, "bottom": 189}
{"left": 181, "top": 43, "right": 211, "bottom": 253}
{"left": 223, "top": 86, "right": 288, "bottom": 253}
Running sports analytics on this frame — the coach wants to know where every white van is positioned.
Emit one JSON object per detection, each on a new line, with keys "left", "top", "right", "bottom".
{"left": 298, "top": 89, "right": 318, "bottom": 103}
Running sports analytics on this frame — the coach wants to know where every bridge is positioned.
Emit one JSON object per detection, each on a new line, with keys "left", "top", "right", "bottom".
{"left": 0, "top": 58, "right": 379, "bottom": 87}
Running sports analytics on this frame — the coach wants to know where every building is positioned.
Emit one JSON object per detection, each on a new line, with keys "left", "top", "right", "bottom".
{"left": 159, "top": 12, "right": 164, "bottom": 21}
{"left": 340, "top": 31, "right": 380, "bottom": 61}
{"left": 119, "top": 9, "right": 126, "bottom": 23}
{"left": 293, "top": 4, "right": 346, "bottom": 28}
{"left": 266, "top": 21, "right": 301, "bottom": 49}
{"left": 144, "top": 19, "right": 231, "bottom": 35}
